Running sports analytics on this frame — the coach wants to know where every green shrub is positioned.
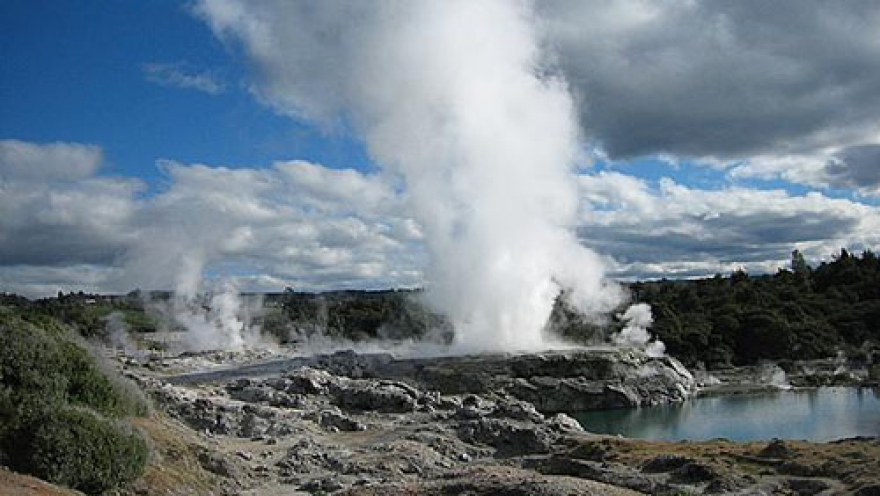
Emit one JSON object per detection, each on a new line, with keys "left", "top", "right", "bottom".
{"left": 0, "top": 311, "right": 147, "bottom": 420}
{"left": 0, "top": 312, "right": 68, "bottom": 426}
{"left": 0, "top": 307, "right": 149, "bottom": 492}
{"left": 14, "top": 407, "right": 149, "bottom": 495}
{"left": 60, "top": 340, "right": 148, "bottom": 417}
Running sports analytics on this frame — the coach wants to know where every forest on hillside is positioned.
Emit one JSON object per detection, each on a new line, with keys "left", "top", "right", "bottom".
{"left": 638, "top": 249, "right": 880, "bottom": 368}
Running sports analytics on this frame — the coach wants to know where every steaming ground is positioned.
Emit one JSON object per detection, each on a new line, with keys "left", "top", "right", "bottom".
{"left": 124, "top": 282, "right": 664, "bottom": 363}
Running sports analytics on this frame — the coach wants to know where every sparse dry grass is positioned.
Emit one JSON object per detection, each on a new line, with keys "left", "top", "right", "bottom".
{"left": 566, "top": 434, "right": 880, "bottom": 493}
{"left": 106, "top": 414, "right": 227, "bottom": 496}
{"left": 0, "top": 468, "right": 83, "bottom": 496}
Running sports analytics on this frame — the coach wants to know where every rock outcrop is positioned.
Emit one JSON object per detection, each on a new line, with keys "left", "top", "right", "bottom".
{"left": 121, "top": 348, "right": 879, "bottom": 495}
{"left": 345, "top": 348, "right": 697, "bottom": 412}
{"left": 166, "top": 347, "right": 697, "bottom": 413}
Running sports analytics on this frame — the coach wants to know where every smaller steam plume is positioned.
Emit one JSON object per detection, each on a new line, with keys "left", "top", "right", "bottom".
{"left": 615, "top": 303, "right": 666, "bottom": 358}
{"left": 172, "top": 281, "right": 266, "bottom": 352}
{"left": 105, "top": 311, "right": 145, "bottom": 359}
{"left": 123, "top": 238, "right": 272, "bottom": 353}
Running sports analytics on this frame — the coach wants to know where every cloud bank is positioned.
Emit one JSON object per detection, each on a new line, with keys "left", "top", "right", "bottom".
{"left": 540, "top": 0, "right": 880, "bottom": 190}
{"left": 2, "top": 138, "right": 879, "bottom": 299}
{"left": 0, "top": 140, "right": 423, "bottom": 297}
{"left": 578, "top": 172, "right": 880, "bottom": 279}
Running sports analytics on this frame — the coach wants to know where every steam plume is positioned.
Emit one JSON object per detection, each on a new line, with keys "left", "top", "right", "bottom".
{"left": 120, "top": 189, "right": 267, "bottom": 352}
{"left": 197, "top": 0, "right": 626, "bottom": 352}
{"left": 615, "top": 303, "right": 665, "bottom": 358}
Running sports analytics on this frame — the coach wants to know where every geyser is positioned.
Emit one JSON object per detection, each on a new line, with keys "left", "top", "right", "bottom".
{"left": 196, "top": 0, "right": 629, "bottom": 352}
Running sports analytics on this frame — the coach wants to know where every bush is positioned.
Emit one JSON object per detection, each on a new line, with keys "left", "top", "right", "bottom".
{"left": 13, "top": 407, "right": 149, "bottom": 495}
{"left": 0, "top": 312, "right": 68, "bottom": 427}
{"left": 0, "top": 307, "right": 149, "bottom": 492}
{"left": 60, "top": 340, "right": 148, "bottom": 418}
{"left": 0, "top": 310, "right": 147, "bottom": 420}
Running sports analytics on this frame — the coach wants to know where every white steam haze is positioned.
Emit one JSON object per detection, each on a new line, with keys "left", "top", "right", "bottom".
{"left": 195, "top": 0, "right": 636, "bottom": 353}
{"left": 117, "top": 163, "right": 272, "bottom": 352}
{"left": 616, "top": 303, "right": 665, "bottom": 358}
{"left": 164, "top": 281, "right": 266, "bottom": 352}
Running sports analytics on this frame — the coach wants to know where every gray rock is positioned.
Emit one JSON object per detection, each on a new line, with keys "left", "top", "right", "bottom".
{"left": 855, "top": 483, "right": 880, "bottom": 496}
{"left": 759, "top": 438, "right": 795, "bottom": 458}
{"left": 283, "top": 367, "right": 337, "bottom": 395}
{"left": 783, "top": 477, "right": 831, "bottom": 495}
{"left": 640, "top": 454, "right": 693, "bottom": 473}
{"left": 704, "top": 474, "right": 750, "bottom": 494}
{"left": 369, "top": 350, "right": 697, "bottom": 414}
{"left": 457, "top": 418, "right": 554, "bottom": 456}
{"left": 669, "top": 461, "right": 719, "bottom": 483}
{"left": 493, "top": 398, "right": 544, "bottom": 423}
{"left": 196, "top": 450, "right": 244, "bottom": 479}
{"left": 547, "top": 413, "right": 584, "bottom": 433}
{"left": 454, "top": 394, "right": 495, "bottom": 420}
{"left": 529, "top": 456, "right": 668, "bottom": 495}
{"left": 239, "top": 410, "right": 272, "bottom": 438}
{"left": 228, "top": 385, "right": 274, "bottom": 403}
{"left": 314, "top": 349, "right": 394, "bottom": 378}
{"left": 312, "top": 408, "right": 366, "bottom": 432}
{"left": 333, "top": 380, "right": 420, "bottom": 413}
{"left": 302, "top": 477, "right": 345, "bottom": 492}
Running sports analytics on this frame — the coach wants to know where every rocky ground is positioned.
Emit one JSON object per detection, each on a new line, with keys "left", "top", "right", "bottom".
{"left": 85, "top": 347, "right": 879, "bottom": 495}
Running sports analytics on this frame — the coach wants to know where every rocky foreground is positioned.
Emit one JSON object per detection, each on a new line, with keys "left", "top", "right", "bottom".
{"left": 110, "top": 348, "right": 879, "bottom": 495}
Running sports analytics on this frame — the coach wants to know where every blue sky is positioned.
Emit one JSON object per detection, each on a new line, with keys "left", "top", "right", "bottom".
{"left": 1, "top": 0, "right": 371, "bottom": 186}
{"left": 2, "top": 1, "right": 879, "bottom": 297}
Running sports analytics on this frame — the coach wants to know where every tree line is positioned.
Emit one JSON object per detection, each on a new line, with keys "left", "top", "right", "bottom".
{"left": 637, "top": 249, "right": 879, "bottom": 367}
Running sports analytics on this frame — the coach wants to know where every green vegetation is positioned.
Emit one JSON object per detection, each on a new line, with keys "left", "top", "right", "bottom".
{"left": 17, "top": 291, "right": 160, "bottom": 338}
{"left": 15, "top": 408, "right": 149, "bottom": 495}
{"left": 0, "top": 305, "right": 149, "bottom": 494}
{"left": 638, "top": 249, "right": 880, "bottom": 367}
{"left": 262, "top": 250, "right": 879, "bottom": 369}
{"left": 264, "top": 289, "right": 453, "bottom": 343}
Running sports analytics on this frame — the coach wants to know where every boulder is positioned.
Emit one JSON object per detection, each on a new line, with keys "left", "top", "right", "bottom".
{"left": 758, "top": 438, "right": 795, "bottom": 458}
{"left": 547, "top": 413, "right": 584, "bottom": 433}
{"left": 457, "top": 418, "right": 554, "bottom": 456}
{"left": 640, "top": 454, "right": 692, "bottom": 473}
{"left": 310, "top": 408, "right": 366, "bottom": 432}
{"left": 333, "top": 380, "right": 421, "bottom": 413}
{"left": 283, "top": 367, "right": 338, "bottom": 395}
{"left": 492, "top": 398, "right": 544, "bottom": 423}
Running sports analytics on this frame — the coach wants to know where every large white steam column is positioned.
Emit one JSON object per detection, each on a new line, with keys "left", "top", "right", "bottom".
{"left": 197, "top": 0, "right": 632, "bottom": 352}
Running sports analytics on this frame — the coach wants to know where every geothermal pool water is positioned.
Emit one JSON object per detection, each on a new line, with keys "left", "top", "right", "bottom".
{"left": 573, "top": 387, "right": 880, "bottom": 442}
